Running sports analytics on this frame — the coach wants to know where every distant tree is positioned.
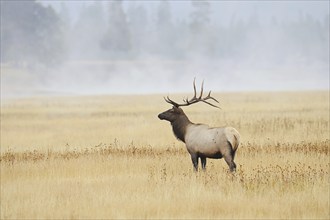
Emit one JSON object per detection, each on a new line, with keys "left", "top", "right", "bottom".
{"left": 1, "top": 1, "right": 65, "bottom": 67}
{"left": 190, "top": 0, "right": 211, "bottom": 31}
{"left": 59, "top": 2, "right": 70, "bottom": 26}
{"left": 153, "top": 0, "right": 176, "bottom": 58}
{"left": 225, "top": 15, "right": 248, "bottom": 58}
{"left": 282, "top": 12, "right": 327, "bottom": 64}
{"left": 101, "top": 1, "right": 131, "bottom": 57}
{"left": 157, "top": 0, "right": 172, "bottom": 28}
{"left": 322, "top": 14, "right": 330, "bottom": 63}
{"left": 246, "top": 9, "right": 260, "bottom": 31}
{"left": 270, "top": 16, "right": 279, "bottom": 27}
{"left": 187, "top": 0, "right": 213, "bottom": 58}
{"left": 127, "top": 3, "right": 149, "bottom": 57}
{"left": 71, "top": 1, "right": 106, "bottom": 60}
{"left": 57, "top": 2, "right": 71, "bottom": 58}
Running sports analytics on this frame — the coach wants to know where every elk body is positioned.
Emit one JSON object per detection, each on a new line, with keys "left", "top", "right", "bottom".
{"left": 158, "top": 80, "right": 240, "bottom": 172}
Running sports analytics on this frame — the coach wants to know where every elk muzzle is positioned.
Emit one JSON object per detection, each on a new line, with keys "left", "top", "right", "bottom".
{"left": 158, "top": 112, "right": 166, "bottom": 120}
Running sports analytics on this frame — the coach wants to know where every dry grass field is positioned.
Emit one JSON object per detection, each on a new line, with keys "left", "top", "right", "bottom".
{"left": 1, "top": 91, "right": 329, "bottom": 219}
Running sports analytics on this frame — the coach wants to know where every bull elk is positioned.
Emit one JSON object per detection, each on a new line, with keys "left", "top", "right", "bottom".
{"left": 158, "top": 79, "right": 240, "bottom": 172}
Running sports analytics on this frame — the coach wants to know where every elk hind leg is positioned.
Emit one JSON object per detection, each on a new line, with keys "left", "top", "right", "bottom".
{"left": 224, "top": 155, "right": 236, "bottom": 172}
{"left": 190, "top": 154, "right": 198, "bottom": 171}
{"left": 224, "top": 142, "right": 237, "bottom": 172}
{"left": 201, "top": 156, "right": 207, "bottom": 171}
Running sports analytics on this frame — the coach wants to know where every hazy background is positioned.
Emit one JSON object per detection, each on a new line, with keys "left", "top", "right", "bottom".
{"left": 1, "top": 0, "right": 329, "bottom": 98}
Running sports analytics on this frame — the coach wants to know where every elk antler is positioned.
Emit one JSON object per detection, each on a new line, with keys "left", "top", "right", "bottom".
{"left": 164, "top": 78, "right": 220, "bottom": 108}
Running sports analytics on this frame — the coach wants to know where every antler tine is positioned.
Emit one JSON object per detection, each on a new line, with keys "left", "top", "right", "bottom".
{"left": 164, "top": 96, "right": 179, "bottom": 107}
{"left": 165, "top": 96, "right": 174, "bottom": 104}
{"left": 206, "top": 90, "right": 220, "bottom": 103}
{"left": 201, "top": 100, "right": 221, "bottom": 109}
{"left": 187, "top": 77, "right": 198, "bottom": 103}
{"left": 163, "top": 96, "right": 170, "bottom": 103}
{"left": 192, "top": 77, "right": 197, "bottom": 100}
{"left": 198, "top": 80, "right": 204, "bottom": 99}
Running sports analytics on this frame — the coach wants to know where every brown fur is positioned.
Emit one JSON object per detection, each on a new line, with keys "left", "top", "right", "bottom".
{"left": 171, "top": 115, "right": 191, "bottom": 142}
{"left": 158, "top": 106, "right": 191, "bottom": 142}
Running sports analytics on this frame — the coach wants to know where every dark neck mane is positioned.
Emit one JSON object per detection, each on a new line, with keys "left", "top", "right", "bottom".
{"left": 171, "top": 114, "right": 192, "bottom": 143}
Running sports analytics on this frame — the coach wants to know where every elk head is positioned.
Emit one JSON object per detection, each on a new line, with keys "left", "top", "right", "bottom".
{"left": 158, "top": 79, "right": 220, "bottom": 123}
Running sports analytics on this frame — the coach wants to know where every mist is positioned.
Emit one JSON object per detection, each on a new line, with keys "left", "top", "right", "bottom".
{"left": 1, "top": 1, "right": 329, "bottom": 98}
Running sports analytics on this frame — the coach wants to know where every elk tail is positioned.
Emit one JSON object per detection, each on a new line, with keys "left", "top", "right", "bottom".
{"left": 225, "top": 127, "right": 240, "bottom": 159}
{"left": 226, "top": 127, "right": 240, "bottom": 152}
{"left": 232, "top": 132, "right": 240, "bottom": 152}
{"left": 227, "top": 133, "right": 240, "bottom": 161}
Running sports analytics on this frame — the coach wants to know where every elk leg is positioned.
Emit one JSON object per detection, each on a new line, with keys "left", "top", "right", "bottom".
{"left": 232, "top": 149, "right": 237, "bottom": 161}
{"left": 201, "top": 156, "right": 207, "bottom": 171}
{"left": 224, "top": 154, "right": 236, "bottom": 172}
{"left": 190, "top": 154, "right": 198, "bottom": 171}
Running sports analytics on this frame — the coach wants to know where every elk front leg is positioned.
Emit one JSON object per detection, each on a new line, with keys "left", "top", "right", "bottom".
{"left": 190, "top": 153, "right": 198, "bottom": 171}
{"left": 201, "top": 156, "right": 207, "bottom": 171}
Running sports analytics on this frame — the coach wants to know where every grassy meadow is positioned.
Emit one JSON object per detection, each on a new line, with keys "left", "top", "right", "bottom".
{"left": 0, "top": 91, "right": 329, "bottom": 219}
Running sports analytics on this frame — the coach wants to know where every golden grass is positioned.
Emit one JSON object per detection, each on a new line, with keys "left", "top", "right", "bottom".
{"left": 1, "top": 91, "right": 329, "bottom": 219}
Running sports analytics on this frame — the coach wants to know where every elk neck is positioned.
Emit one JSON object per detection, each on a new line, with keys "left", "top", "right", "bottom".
{"left": 171, "top": 113, "right": 192, "bottom": 143}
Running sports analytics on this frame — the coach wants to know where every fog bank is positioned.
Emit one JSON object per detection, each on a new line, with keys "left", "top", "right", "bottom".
{"left": 1, "top": 1, "right": 329, "bottom": 98}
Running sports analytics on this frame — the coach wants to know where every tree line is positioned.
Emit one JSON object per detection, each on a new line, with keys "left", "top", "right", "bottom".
{"left": 1, "top": 1, "right": 329, "bottom": 68}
